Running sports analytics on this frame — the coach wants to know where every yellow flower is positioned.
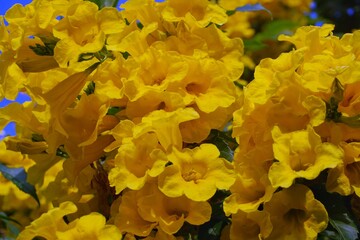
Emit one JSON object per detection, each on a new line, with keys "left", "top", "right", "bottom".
{"left": 161, "top": 0, "right": 228, "bottom": 28}
{"left": 264, "top": 184, "right": 328, "bottom": 240}
{"left": 56, "top": 212, "right": 122, "bottom": 240}
{"left": 41, "top": 64, "right": 98, "bottom": 125}
{"left": 278, "top": 24, "right": 335, "bottom": 56}
{"left": 338, "top": 80, "right": 360, "bottom": 117}
{"left": 143, "top": 228, "right": 184, "bottom": 240}
{"left": 224, "top": 168, "right": 274, "bottom": 215}
{"left": 17, "top": 201, "right": 77, "bottom": 240}
{"left": 114, "top": 189, "right": 157, "bottom": 237}
{"left": 91, "top": 53, "right": 129, "bottom": 100}
{"left": 103, "top": 119, "right": 135, "bottom": 152}
{"left": 53, "top": 2, "right": 125, "bottom": 70}
{"left": 57, "top": 93, "right": 109, "bottom": 145}
{"left": 63, "top": 135, "right": 114, "bottom": 183}
{"left": 120, "top": 0, "right": 165, "bottom": 32}
{"left": 4, "top": 0, "right": 81, "bottom": 36}
{"left": 178, "top": 58, "right": 237, "bottom": 114}
{"left": 138, "top": 183, "right": 211, "bottom": 235}
{"left": 221, "top": 12, "right": 255, "bottom": 39}
{"left": 229, "top": 210, "right": 273, "bottom": 240}
{"left": 158, "top": 144, "right": 235, "bottom": 201}
{"left": 326, "top": 142, "right": 360, "bottom": 197}
{"left": 190, "top": 24, "right": 244, "bottom": 81}
{"left": 123, "top": 46, "right": 188, "bottom": 102}
{"left": 108, "top": 132, "right": 167, "bottom": 194}
{"left": 179, "top": 104, "right": 236, "bottom": 143}
{"left": 133, "top": 108, "right": 200, "bottom": 151}
{"left": 18, "top": 201, "right": 121, "bottom": 240}
{"left": 269, "top": 125, "right": 343, "bottom": 188}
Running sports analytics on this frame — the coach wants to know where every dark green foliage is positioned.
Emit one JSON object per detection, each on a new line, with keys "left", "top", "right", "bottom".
{"left": 0, "top": 163, "right": 40, "bottom": 206}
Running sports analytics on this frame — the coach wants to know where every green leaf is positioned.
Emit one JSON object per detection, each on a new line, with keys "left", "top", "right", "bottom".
{"left": 243, "top": 39, "right": 267, "bottom": 52}
{"left": 207, "top": 129, "right": 237, "bottom": 162}
{"left": 213, "top": 137, "right": 233, "bottom": 161}
{"left": 244, "top": 20, "right": 299, "bottom": 52}
{"left": 0, "top": 212, "right": 21, "bottom": 239}
{"left": 236, "top": 3, "right": 272, "bottom": 18}
{"left": 29, "top": 35, "right": 59, "bottom": 56}
{"left": 84, "top": 81, "right": 95, "bottom": 95}
{"left": 312, "top": 185, "right": 360, "bottom": 240}
{"left": 318, "top": 229, "right": 340, "bottom": 240}
{"left": 106, "top": 106, "right": 123, "bottom": 115}
{"left": 329, "top": 215, "right": 359, "bottom": 240}
{"left": 0, "top": 212, "right": 21, "bottom": 226}
{"left": 0, "top": 163, "right": 40, "bottom": 206}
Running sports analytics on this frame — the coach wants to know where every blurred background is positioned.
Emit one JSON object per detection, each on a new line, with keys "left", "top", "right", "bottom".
{"left": 0, "top": 0, "right": 360, "bottom": 139}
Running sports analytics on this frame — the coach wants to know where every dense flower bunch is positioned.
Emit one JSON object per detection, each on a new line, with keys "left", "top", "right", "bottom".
{"left": 227, "top": 24, "right": 360, "bottom": 239}
{"left": 1, "top": 0, "right": 359, "bottom": 239}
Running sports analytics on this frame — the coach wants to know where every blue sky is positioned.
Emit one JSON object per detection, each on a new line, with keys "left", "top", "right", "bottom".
{"left": 0, "top": 0, "right": 32, "bottom": 15}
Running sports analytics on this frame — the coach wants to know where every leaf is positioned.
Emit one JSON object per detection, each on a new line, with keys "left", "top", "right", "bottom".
{"left": 107, "top": 106, "right": 123, "bottom": 116}
{"left": 84, "top": 81, "right": 95, "bottom": 95}
{"left": 207, "top": 130, "right": 237, "bottom": 162}
{"left": 213, "top": 137, "right": 233, "bottom": 161}
{"left": 0, "top": 163, "right": 40, "bottom": 206}
{"left": 244, "top": 20, "right": 299, "bottom": 52}
{"left": 0, "top": 212, "right": 21, "bottom": 239}
{"left": 317, "top": 229, "right": 339, "bottom": 240}
{"left": 236, "top": 3, "right": 272, "bottom": 18}
{"left": 0, "top": 212, "right": 21, "bottom": 226}
{"left": 329, "top": 215, "right": 359, "bottom": 240}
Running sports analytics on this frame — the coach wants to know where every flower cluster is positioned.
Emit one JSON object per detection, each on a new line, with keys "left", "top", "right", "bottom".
{"left": 0, "top": 0, "right": 243, "bottom": 238}
{"left": 2, "top": 0, "right": 359, "bottom": 239}
{"left": 227, "top": 24, "right": 360, "bottom": 239}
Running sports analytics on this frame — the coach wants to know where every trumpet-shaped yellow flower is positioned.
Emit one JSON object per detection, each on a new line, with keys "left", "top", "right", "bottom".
{"left": 123, "top": 46, "right": 188, "bottom": 102}
{"left": 133, "top": 108, "right": 200, "bottom": 150}
{"left": 53, "top": 1, "right": 125, "bottom": 70}
{"left": 224, "top": 167, "right": 274, "bottom": 215}
{"left": 114, "top": 189, "right": 157, "bottom": 237}
{"left": 179, "top": 104, "right": 237, "bottom": 143}
{"left": 138, "top": 183, "right": 211, "bottom": 235}
{"left": 108, "top": 132, "right": 167, "bottom": 194}
{"left": 161, "top": 0, "right": 227, "bottom": 28}
{"left": 177, "top": 58, "right": 237, "bottom": 114}
{"left": 269, "top": 125, "right": 343, "bottom": 188}
{"left": 326, "top": 142, "right": 360, "bottom": 197}
{"left": 41, "top": 66, "right": 96, "bottom": 119}
{"left": 56, "top": 212, "right": 122, "bottom": 240}
{"left": 17, "top": 201, "right": 77, "bottom": 239}
{"left": 264, "top": 184, "right": 328, "bottom": 240}
{"left": 143, "top": 228, "right": 183, "bottom": 240}
{"left": 58, "top": 93, "right": 108, "bottom": 145}
{"left": 229, "top": 210, "right": 273, "bottom": 240}
{"left": 18, "top": 201, "right": 121, "bottom": 240}
{"left": 338, "top": 81, "right": 360, "bottom": 117}
{"left": 158, "top": 144, "right": 235, "bottom": 201}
